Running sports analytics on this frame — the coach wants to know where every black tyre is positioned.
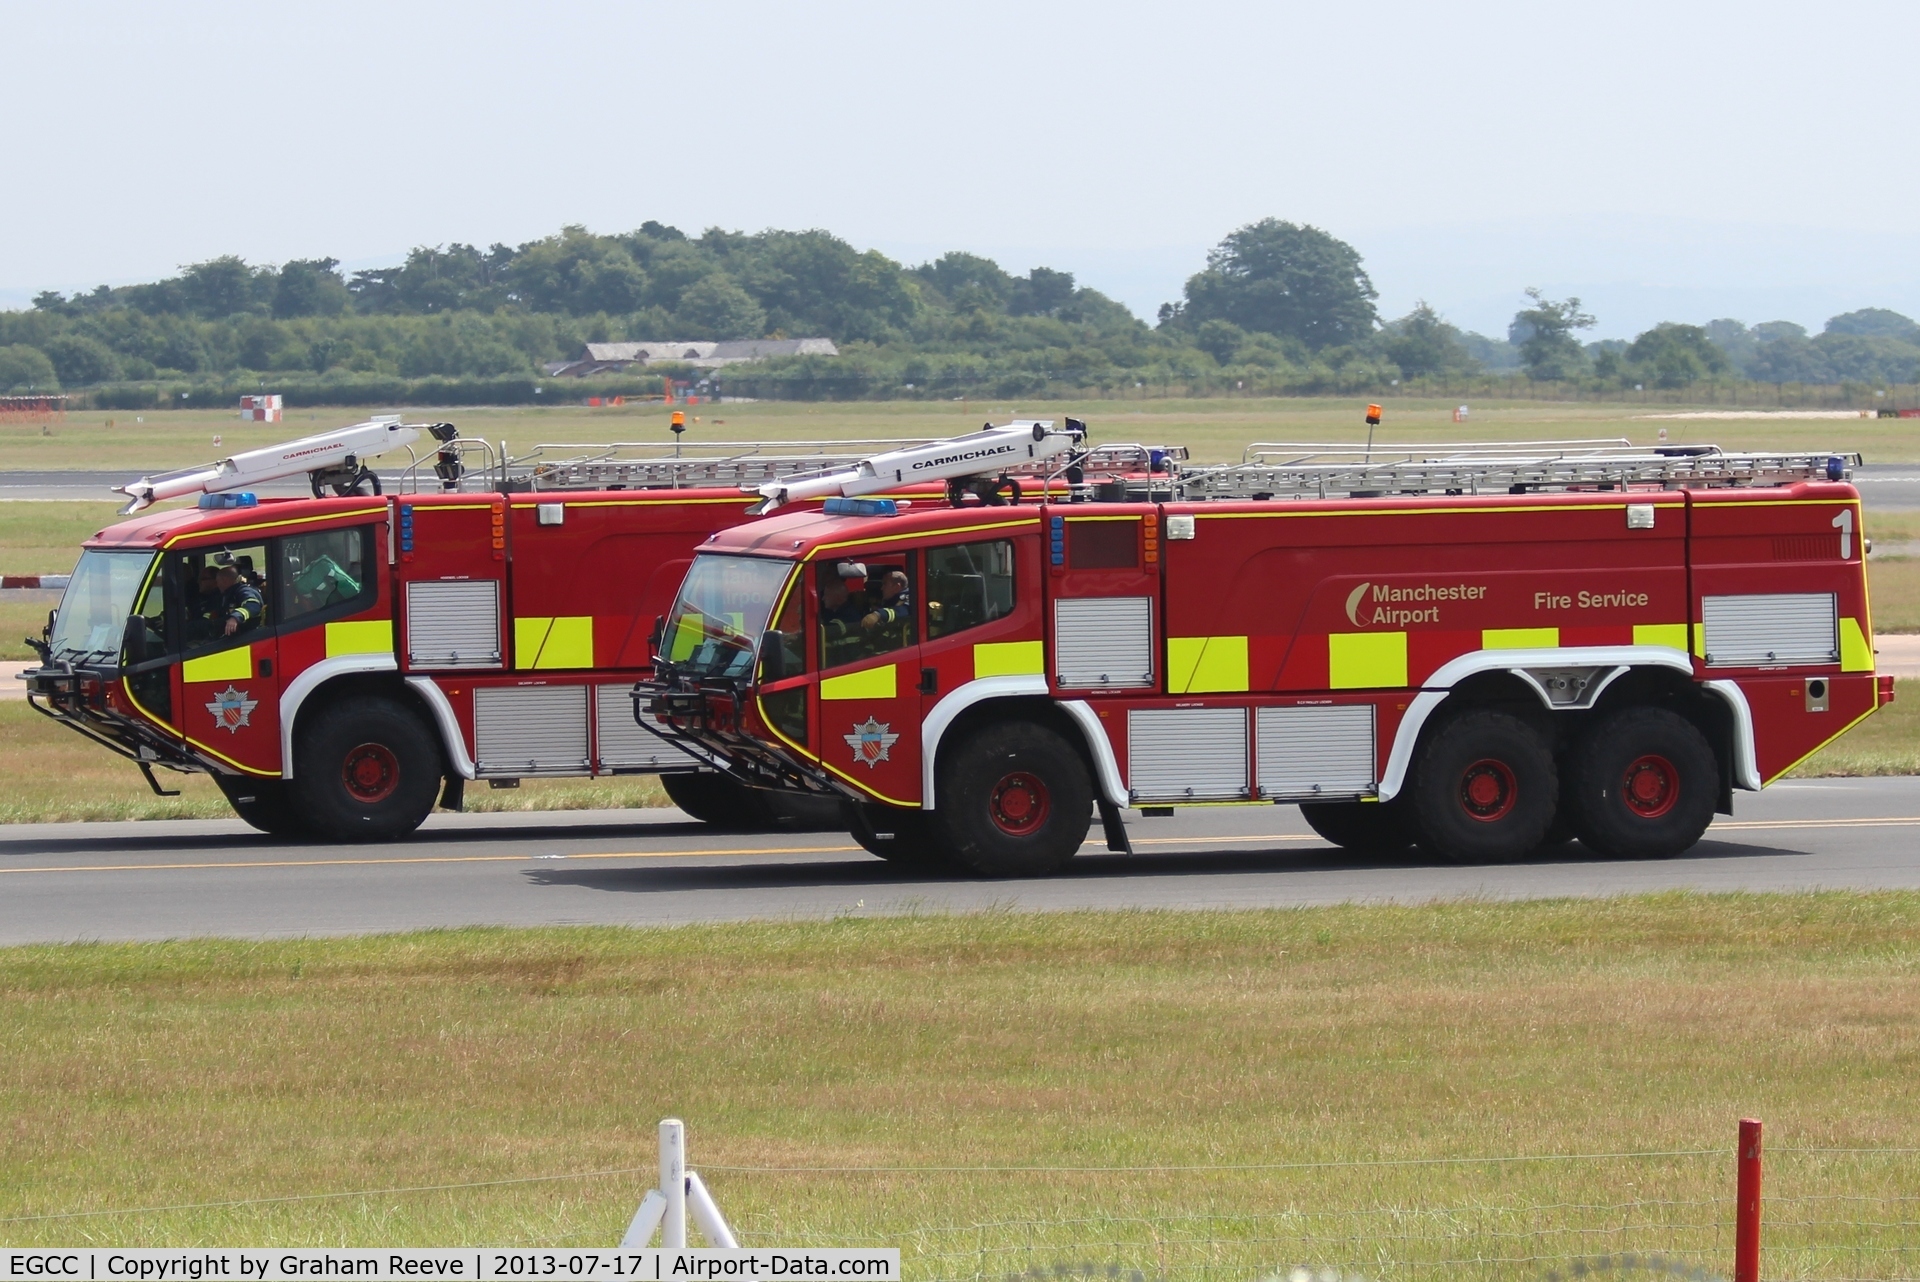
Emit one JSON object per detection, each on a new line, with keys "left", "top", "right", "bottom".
{"left": 1539, "top": 814, "right": 1578, "bottom": 847}
{"left": 663, "top": 773, "right": 844, "bottom": 832}
{"left": 660, "top": 771, "right": 771, "bottom": 828}
{"left": 763, "top": 791, "right": 847, "bottom": 831}
{"left": 1299, "top": 799, "right": 1414, "bottom": 855}
{"left": 289, "top": 697, "right": 443, "bottom": 842}
{"left": 1566, "top": 707, "right": 1718, "bottom": 859}
{"left": 844, "top": 801, "right": 953, "bottom": 871}
{"left": 931, "top": 720, "right": 1094, "bottom": 877}
{"left": 214, "top": 775, "right": 307, "bottom": 839}
{"left": 1408, "top": 709, "right": 1557, "bottom": 864}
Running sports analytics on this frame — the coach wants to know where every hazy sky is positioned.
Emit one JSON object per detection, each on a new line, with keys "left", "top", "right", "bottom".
{"left": 5, "top": 0, "right": 1916, "bottom": 339}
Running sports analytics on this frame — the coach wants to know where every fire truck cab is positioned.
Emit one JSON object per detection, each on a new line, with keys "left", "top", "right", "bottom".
{"left": 643, "top": 438, "right": 1893, "bottom": 875}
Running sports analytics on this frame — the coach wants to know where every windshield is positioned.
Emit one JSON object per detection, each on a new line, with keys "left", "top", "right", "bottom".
{"left": 661, "top": 554, "right": 795, "bottom": 680}
{"left": 48, "top": 550, "right": 159, "bottom": 663}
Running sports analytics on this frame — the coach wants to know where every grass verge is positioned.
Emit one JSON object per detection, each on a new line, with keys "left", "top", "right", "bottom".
{"left": 0, "top": 898, "right": 1913, "bottom": 1273}
{"left": 4, "top": 398, "right": 1916, "bottom": 471}
{"left": 0, "top": 501, "right": 127, "bottom": 577}
{"left": 1869, "top": 555, "right": 1920, "bottom": 632}
{"left": 1788, "top": 675, "right": 1920, "bottom": 776}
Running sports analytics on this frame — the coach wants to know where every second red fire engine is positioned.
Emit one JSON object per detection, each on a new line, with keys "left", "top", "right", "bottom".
{"left": 644, "top": 431, "right": 1892, "bottom": 875}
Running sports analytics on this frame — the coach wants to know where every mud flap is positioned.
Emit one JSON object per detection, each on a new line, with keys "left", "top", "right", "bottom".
{"left": 439, "top": 776, "right": 465, "bottom": 812}
{"left": 1098, "top": 799, "right": 1133, "bottom": 854}
{"left": 138, "top": 761, "right": 181, "bottom": 797}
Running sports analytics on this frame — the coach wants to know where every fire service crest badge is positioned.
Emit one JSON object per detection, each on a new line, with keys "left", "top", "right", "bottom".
{"left": 204, "top": 685, "right": 258, "bottom": 733}
{"left": 843, "top": 717, "right": 900, "bottom": 768}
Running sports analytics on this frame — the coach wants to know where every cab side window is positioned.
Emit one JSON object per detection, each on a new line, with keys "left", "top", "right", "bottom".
{"left": 926, "top": 540, "right": 1015, "bottom": 640}
{"left": 184, "top": 542, "right": 269, "bottom": 646}
{"left": 279, "top": 527, "right": 375, "bottom": 626}
{"left": 816, "top": 555, "right": 916, "bottom": 669}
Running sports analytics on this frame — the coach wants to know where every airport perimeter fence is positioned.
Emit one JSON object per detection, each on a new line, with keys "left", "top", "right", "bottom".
{"left": 703, "top": 1134, "right": 1915, "bottom": 1282}
{"left": 5, "top": 1126, "right": 1912, "bottom": 1281}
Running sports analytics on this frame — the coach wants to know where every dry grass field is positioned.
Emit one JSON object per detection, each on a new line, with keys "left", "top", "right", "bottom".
{"left": 2, "top": 397, "right": 1916, "bottom": 471}
{"left": 0, "top": 898, "right": 1912, "bottom": 1273}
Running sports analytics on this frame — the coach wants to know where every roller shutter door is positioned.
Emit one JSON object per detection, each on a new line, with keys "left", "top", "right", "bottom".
{"left": 1128, "top": 707, "right": 1248, "bottom": 802}
{"left": 406, "top": 579, "right": 502, "bottom": 669}
{"left": 595, "top": 683, "right": 698, "bottom": 772}
{"left": 1054, "top": 596, "right": 1154, "bottom": 689}
{"left": 474, "top": 685, "right": 588, "bottom": 776}
{"left": 1701, "top": 593, "right": 1836, "bottom": 667}
{"left": 1256, "top": 705, "right": 1375, "bottom": 799}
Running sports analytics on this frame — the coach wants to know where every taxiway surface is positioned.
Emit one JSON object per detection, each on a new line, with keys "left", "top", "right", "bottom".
{"left": 1, "top": 777, "right": 1916, "bottom": 945}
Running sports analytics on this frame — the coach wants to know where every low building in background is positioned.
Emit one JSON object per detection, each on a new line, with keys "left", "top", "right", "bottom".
{"left": 544, "top": 338, "right": 838, "bottom": 377}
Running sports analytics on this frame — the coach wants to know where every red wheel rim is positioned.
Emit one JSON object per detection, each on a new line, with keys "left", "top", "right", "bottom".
{"left": 1459, "top": 758, "right": 1517, "bottom": 822}
{"left": 342, "top": 742, "right": 400, "bottom": 804}
{"left": 988, "top": 771, "right": 1051, "bottom": 836}
{"left": 1621, "top": 753, "right": 1679, "bottom": 818}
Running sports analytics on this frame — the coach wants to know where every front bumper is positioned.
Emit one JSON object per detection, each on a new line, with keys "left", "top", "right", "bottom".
{"left": 23, "top": 662, "right": 206, "bottom": 785}
{"left": 632, "top": 678, "right": 848, "bottom": 801}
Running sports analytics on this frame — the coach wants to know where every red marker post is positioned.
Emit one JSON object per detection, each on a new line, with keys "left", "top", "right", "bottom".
{"left": 1735, "top": 1117, "right": 1763, "bottom": 1282}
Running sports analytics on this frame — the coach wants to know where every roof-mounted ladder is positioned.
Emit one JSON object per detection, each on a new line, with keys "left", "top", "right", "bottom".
{"left": 494, "top": 439, "right": 941, "bottom": 491}
{"left": 1177, "top": 441, "right": 1862, "bottom": 501}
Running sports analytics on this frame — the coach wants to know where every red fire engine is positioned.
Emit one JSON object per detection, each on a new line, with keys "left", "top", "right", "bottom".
{"left": 23, "top": 417, "right": 1098, "bottom": 839}
{"left": 643, "top": 432, "right": 1894, "bottom": 875}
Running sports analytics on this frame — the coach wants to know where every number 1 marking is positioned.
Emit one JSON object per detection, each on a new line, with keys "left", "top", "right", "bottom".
{"left": 1832, "top": 508, "right": 1854, "bottom": 559}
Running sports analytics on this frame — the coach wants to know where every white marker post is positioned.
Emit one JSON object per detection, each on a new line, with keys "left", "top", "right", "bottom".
{"left": 620, "top": 1118, "right": 738, "bottom": 1249}
{"left": 661, "top": 1118, "right": 687, "bottom": 1249}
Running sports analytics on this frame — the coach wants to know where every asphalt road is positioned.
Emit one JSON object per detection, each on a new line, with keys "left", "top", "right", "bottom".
{"left": 2, "top": 777, "right": 1917, "bottom": 945}
{"left": 7, "top": 463, "right": 1920, "bottom": 506}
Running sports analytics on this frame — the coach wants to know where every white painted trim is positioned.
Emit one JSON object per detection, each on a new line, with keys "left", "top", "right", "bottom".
{"left": 405, "top": 675, "right": 477, "bottom": 780}
{"left": 1438, "top": 645, "right": 1695, "bottom": 690}
{"left": 1377, "top": 645, "right": 1697, "bottom": 802}
{"left": 277, "top": 654, "right": 400, "bottom": 778}
{"left": 1378, "top": 689, "right": 1447, "bottom": 803}
{"left": 919, "top": 675, "right": 1047, "bottom": 809}
{"left": 1702, "top": 679, "right": 1763, "bottom": 791}
{"left": 1057, "top": 699, "right": 1129, "bottom": 808}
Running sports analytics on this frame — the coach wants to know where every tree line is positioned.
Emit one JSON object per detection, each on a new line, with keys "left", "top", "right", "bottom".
{"left": 2, "top": 219, "right": 1917, "bottom": 398}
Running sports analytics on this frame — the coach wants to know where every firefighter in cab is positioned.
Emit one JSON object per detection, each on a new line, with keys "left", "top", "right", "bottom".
{"left": 200, "top": 554, "right": 264, "bottom": 639}
{"left": 861, "top": 569, "right": 911, "bottom": 635}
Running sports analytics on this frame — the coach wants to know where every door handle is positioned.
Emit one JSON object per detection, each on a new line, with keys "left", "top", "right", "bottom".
{"left": 919, "top": 667, "right": 938, "bottom": 695}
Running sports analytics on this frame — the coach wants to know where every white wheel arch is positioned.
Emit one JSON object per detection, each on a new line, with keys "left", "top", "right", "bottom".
{"left": 276, "top": 655, "right": 476, "bottom": 781}
{"left": 920, "top": 676, "right": 1127, "bottom": 810}
{"left": 1376, "top": 646, "right": 1760, "bottom": 801}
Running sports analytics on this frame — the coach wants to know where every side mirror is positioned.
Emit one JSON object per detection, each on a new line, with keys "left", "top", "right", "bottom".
{"left": 758, "top": 630, "right": 787, "bottom": 682}
{"left": 122, "top": 614, "right": 149, "bottom": 665}
{"left": 648, "top": 614, "right": 666, "bottom": 654}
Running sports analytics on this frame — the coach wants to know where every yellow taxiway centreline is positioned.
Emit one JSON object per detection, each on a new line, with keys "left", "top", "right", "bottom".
{"left": 2, "top": 819, "right": 1906, "bottom": 878}
{"left": 0, "top": 832, "right": 1327, "bottom": 877}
